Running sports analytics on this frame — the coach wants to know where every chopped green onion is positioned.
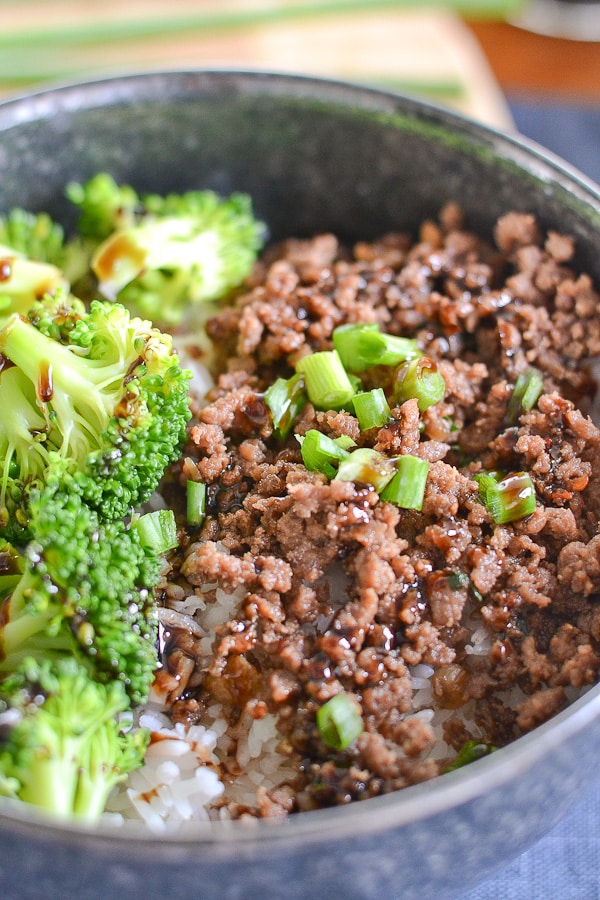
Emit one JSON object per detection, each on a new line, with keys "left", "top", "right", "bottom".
{"left": 392, "top": 356, "right": 446, "bottom": 411}
{"left": 334, "top": 447, "right": 396, "bottom": 492}
{"left": 380, "top": 454, "right": 429, "bottom": 509}
{"left": 443, "top": 415, "right": 460, "bottom": 433}
{"left": 186, "top": 480, "right": 207, "bottom": 527}
{"left": 352, "top": 387, "right": 392, "bottom": 431}
{"left": 131, "top": 509, "right": 178, "bottom": 555}
{"left": 347, "top": 372, "right": 364, "bottom": 395}
{"left": 316, "top": 692, "right": 364, "bottom": 751}
{"left": 299, "top": 429, "right": 351, "bottom": 479}
{"left": 475, "top": 471, "right": 536, "bottom": 524}
{"left": 295, "top": 349, "right": 355, "bottom": 410}
{"left": 443, "top": 740, "right": 497, "bottom": 772}
{"left": 332, "top": 322, "right": 420, "bottom": 372}
{"left": 447, "top": 571, "right": 469, "bottom": 591}
{"left": 264, "top": 372, "right": 307, "bottom": 439}
{"left": 334, "top": 434, "right": 357, "bottom": 451}
{"left": 474, "top": 472, "right": 499, "bottom": 505}
{"left": 447, "top": 571, "right": 483, "bottom": 603}
{"left": 332, "top": 321, "right": 378, "bottom": 365}
{"left": 507, "top": 367, "right": 544, "bottom": 424}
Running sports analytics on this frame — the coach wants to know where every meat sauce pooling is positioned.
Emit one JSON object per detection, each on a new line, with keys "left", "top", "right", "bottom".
{"left": 160, "top": 204, "right": 600, "bottom": 817}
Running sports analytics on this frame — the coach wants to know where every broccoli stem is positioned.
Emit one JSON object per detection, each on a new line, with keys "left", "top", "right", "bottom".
{"left": 19, "top": 737, "right": 83, "bottom": 818}
{"left": 0, "top": 313, "right": 123, "bottom": 459}
{"left": 1, "top": 309, "right": 122, "bottom": 395}
{"left": 0, "top": 614, "right": 74, "bottom": 668}
{"left": 72, "top": 723, "right": 141, "bottom": 822}
{"left": 0, "top": 367, "right": 49, "bottom": 485}
{"left": 0, "top": 560, "right": 75, "bottom": 665}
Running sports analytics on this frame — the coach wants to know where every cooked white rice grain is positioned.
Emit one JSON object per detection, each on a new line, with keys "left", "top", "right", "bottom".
{"left": 465, "top": 626, "right": 492, "bottom": 655}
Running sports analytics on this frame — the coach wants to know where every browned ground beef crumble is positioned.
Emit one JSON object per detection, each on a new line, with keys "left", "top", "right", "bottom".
{"left": 157, "top": 205, "right": 600, "bottom": 817}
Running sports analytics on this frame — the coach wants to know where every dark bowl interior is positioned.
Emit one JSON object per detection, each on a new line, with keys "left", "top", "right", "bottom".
{"left": 0, "top": 69, "right": 600, "bottom": 900}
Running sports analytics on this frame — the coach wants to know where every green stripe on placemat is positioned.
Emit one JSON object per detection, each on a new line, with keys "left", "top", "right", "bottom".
{"left": 0, "top": 0, "right": 525, "bottom": 50}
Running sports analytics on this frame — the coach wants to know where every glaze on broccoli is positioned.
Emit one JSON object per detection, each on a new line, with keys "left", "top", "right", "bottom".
{"left": 0, "top": 293, "right": 191, "bottom": 539}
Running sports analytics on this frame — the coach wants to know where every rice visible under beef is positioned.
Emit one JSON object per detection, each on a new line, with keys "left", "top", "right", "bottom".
{"left": 109, "top": 205, "right": 600, "bottom": 830}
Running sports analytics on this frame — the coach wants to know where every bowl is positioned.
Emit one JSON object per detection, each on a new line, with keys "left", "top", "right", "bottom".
{"left": 0, "top": 69, "right": 600, "bottom": 900}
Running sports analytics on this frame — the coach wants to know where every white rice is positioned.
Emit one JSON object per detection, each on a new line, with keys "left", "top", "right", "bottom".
{"left": 105, "top": 705, "right": 224, "bottom": 830}
{"left": 464, "top": 625, "right": 492, "bottom": 656}
{"left": 105, "top": 559, "right": 297, "bottom": 832}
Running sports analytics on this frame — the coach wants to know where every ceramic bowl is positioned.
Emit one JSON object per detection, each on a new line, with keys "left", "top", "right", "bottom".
{"left": 0, "top": 70, "right": 599, "bottom": 900}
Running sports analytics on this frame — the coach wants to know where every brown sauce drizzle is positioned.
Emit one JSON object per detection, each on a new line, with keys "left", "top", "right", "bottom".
{"left": 0, "top": 354, "right": 15, "bottom": 374}
{"left": 93, "top": 234, "right": 146, "bottom": 283}
{"left": 0, "top": 258, "right": 12, "bottom": 281}
{"left": 37, "top": 360, "right": 54, "bottom": 403}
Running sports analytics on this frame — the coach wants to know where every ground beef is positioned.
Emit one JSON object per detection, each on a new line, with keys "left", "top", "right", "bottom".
{"left": 162, "top": 205, "right": 600, "bottom": 818}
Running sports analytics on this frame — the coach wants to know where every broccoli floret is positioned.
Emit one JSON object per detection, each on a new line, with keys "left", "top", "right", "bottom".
{"left": 65, "top": 172, "right": 143, "bottom": 242}
{"left": 0, "top": 467, "right": 163, "bottom": 706}
{"left": 0, "top": 292, "right": 191, "bottom": 535}
{"left": 0, "top": 209, "right": 91, "bottom": 308}
{"left": 0, "top": 656, "right": 149, "bottom": 822}
{"left": 0, "top": 243, "right": 67, "bottom": 327}
{"left": 0, "top": 466, "right": 177, "bottom": 822}
{"left": 0, "top": 208, "right": 67, "bottom": 266}
{"left": 67, "top": 175, "right": 265, "bottom": 327}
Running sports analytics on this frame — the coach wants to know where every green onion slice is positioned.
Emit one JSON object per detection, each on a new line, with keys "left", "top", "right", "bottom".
{"left": 444, "top": 740, "right": 497, "bottom": 772}
{"left": 380, "top": 454, "right": 429, "bottom": 510}
{"left": 333, "top": 322, "right": 419, "bottom": 372}
{"left": 299, "top": 429, "right": 351, "bottom": 479}
{"left": 334, "top": 447, "right": 396, "bottom": 493}
{"left": 475, "top": 471, "right": 536, "bottom": 524}
{"left": 334, "top": 434, "right": 357, "bottom": 451}
{"left": 186, "top": 479, "right": 207, "bottom": 527}
{"left": 347, "top": 372, "right": 364, "bottom": 395}
{"left": 264, "top": 372, "right": 307, "bottom": 440}
{"left": 447, "top": 571, "right": 483, "bottom": 603}
{"left": 392, "top": 356, "right": 446, "bottom": 412}
{"left": 352, "top": 387, "right": 392, "bottom": 431}
{"left": 132, "top": 509, "right": 178, "bottom": 555}
{"left": 316, "top": 692, "right": 364, "bottom": 751}
{"left": 507, "top": 367, "right": 544, "bottom": 425}
{"left": 295, "top": 349, "right": 355, "bottom": 410}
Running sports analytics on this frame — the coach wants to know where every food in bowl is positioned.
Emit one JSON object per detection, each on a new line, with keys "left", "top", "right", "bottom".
{"left": 2, "top": 166, "right": 600, "bottom": 833}
{"left": 146, "top": 199, "right": 600, "bottom": 825}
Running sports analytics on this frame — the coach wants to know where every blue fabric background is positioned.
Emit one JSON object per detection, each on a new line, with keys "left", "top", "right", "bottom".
{"left": 510, "top": 97, "right": 600, "bottom": 186}
{"left": 464, "top": 778, "right": 600, "bottom": 898}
